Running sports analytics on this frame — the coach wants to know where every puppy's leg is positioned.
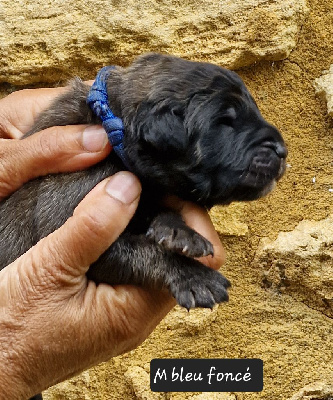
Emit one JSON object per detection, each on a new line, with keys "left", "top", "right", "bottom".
{"left": 87, "top": 234, "right": 230, "bottom": 310}
{"left": 146, "top": 212, "right": 214, "bottom": 258}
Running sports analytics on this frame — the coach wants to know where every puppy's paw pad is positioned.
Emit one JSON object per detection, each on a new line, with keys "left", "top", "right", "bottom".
{"left": 146, "top": 225, "right": 214, "bottom": 258}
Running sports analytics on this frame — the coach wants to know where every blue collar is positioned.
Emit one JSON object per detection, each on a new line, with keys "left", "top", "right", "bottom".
{"left": 87, "top": 66, "right": 130, "bottom": 169}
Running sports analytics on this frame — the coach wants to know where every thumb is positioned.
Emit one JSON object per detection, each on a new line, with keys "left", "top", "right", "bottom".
{"left": 31, "top": 172, "right": 141, "bottom": 279}
{"left": 0, "top": 125, "right": 111, "bottom": 200}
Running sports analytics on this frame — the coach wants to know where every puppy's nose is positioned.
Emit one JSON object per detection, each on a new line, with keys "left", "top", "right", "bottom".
{"left": 262, "top": 141, "right": 288, "bottom": 158}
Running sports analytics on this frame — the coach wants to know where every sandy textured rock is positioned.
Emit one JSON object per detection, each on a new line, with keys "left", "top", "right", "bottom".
{"left": 288, "top": 381, "right": 333, "bottom": 400}
{"left": 125, "top": 366, "right": 165, "bottom": 400}
{"left": 254, "top": 216, "right": 333, "bottom": 317}
{"left": 163, "top": 305, "right": 219, "bottom": 335}
{"left": 0, "top": 0, "right": 308, "bottom": 84}
{"left": 170, "top": 393, "right": 236, "bottom": 400}
{"left": 43, "top": 371, "right": 94, "bottom": 400}
{"left": 314, "top": 65, "right": 333, "bottom": 117}
{"left": 185, "top": 393, "right": 236, "bottom": 400}
{"left": 210, "top": 204, "right": 249, "bottom": 237}
{"left": 125, "top": 366, "right": 236, "bottom": 400}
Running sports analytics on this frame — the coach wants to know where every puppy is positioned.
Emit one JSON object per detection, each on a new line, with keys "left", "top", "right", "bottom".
{"left": 0, "top": 53, "right": 287, "bottom": 311}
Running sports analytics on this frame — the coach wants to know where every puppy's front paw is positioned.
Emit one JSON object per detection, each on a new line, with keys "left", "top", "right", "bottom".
{"left": 168, "top": 262, "right": 230, "bottom": 310}
{"left": 147, "top": 222, "right": 214, "bottom": 258}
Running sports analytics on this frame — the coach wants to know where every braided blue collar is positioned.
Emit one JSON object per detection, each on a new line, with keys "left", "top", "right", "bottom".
{"left": 87, "top": 66, "right": 130, "bottom": 169}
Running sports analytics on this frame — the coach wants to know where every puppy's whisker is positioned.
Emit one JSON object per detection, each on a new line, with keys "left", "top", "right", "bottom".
{"left": 240, "top": 170, "right": 250, "bottom": 181}
{"left": 239, "top": 171, "right": 246, "bottom": 179}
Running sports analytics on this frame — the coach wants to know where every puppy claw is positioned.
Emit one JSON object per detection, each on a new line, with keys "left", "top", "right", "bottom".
{"left": 146, "top": 228, "right": 154, "bottom": 238}
{"left": 171, "top": 288, "right": 196, "bottom": 310}
{"left": 148, "top": 223, "right": 214, "bottom": 259}
{"left": 169, "top": 263, "right": 230, "bottom": 309}
{"left": 190, "top": 287, "right": 216, "bottom": 309}
{"left": 158, "top": 237, "right": 166, "bottom": 245}
{"left": 202, "top": 243, "right": 214, "bottom": 257}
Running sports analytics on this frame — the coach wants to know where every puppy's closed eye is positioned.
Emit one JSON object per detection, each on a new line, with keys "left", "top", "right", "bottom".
{"left": 214, "top": 107, "right": 237, "bottom": 127}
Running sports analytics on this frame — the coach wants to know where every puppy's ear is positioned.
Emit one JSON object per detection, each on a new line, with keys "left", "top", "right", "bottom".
{"left": 136, "top": 106, "right": 188, "bottom": 155}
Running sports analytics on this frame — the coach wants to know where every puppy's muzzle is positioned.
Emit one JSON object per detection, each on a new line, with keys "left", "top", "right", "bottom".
{"left": 243, "top": 140, "right": 287, "bottom": 188}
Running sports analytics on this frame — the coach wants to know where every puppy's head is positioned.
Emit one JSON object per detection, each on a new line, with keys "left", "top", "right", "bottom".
{"left": 110, "top": 53, "right": 287, "bottom": 207}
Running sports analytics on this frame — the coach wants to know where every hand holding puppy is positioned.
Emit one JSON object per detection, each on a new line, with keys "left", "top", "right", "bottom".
{"left": 0, "top": 88, "right": 225, "bottom": 398}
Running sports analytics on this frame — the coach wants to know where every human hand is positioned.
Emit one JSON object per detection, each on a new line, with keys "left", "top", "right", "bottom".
{"left": 0, "top": 171, "right": 225, "bottom": 398}
{"left": 0, "top": 88, "right": 225, "bottom": 398}
{"left": 0, "top": 87, "right": 111, "bottom": 199}
{"left": 0, "top": 86, "right": 225, "bottom": 270}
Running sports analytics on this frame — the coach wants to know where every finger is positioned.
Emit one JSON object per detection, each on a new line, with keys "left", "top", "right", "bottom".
{"left": 0, "top": 124, "right": 111, "bottom": 200}
{"left": 0, "top": 88, "right": 67, "bottom": 138}
{"left": 164, "top": 196, "right": 226, "bottom": 270}
{"left": 180, "top": 202, "right": 226, "bottom": 270}
{"left": 30, "top": 172, "right": 141, "bottom": 279}
{"left": 0, "top": 82, "right": 94, "bottom": 139}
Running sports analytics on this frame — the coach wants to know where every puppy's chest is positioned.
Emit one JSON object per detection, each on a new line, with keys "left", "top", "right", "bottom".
{"left": 125, "top": 188, "right": 165, "bottom": 236}
{"left": 33, "top": 164, "right": 165, "bottom": 241}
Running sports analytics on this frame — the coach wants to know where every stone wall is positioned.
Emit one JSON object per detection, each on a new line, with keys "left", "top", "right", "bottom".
{"left": 1, "top": 0, "right": 307, "bottom": 83}
{"left": 1, "top": 0, "right": 333, "bottom": 399}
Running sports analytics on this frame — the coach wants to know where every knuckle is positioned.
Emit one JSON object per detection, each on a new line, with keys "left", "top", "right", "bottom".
{"left": 28, "top": 238, "right": 66, "bottom": 286}
{"left": 0, "top": 140, "right": 24, "bottom": 198}
{"left": 0, "top": 90, "right": 33, "bottom": 132}
{"left": 34, "top": 234, "right": 82, "bottom": 283}
{"left": 0, "top": 115, "right": 10, "bottom": 137}
{"left": 35, "top": 126, "right": 64, "bottom": 158}
{"left": 78, "top": 210, "right": 111, "bottom": 242}
{"left": 0, "top": 111, "right": 18, "bottom": 139}
{"left": 0, "top": 141, "right": 11, "bottom": 170}
{"left": 23, "top": 127, "right": 68, "bottom": 174}
{"left": 0, "top": 91, "right": 36, "bottom": 139}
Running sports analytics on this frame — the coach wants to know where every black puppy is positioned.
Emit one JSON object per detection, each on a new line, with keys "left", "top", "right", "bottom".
{"left": 0, "top": 53, "right": 287, "bottom": 311}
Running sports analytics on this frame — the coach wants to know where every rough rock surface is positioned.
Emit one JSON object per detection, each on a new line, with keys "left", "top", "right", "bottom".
{"left": 125, "top": 366, "right": 164, "bottom": 400}
{"left": 314, "top": 65, "right": 333, "bottom": 117}
{"left": 2, "top": 0, "right": 333, "bottom": 399}
{"left": 0, "top": 0, "right": 308, "bottom": 84}
{"left": 179, "top": 394, "right": 236, "bottom": 400}
{"left": 163, "top": 306, "right": 219, "bottom": 335}
{"left": 123, "top": 366, "right": 237, "bottom": 400}
{"left": 43, "top": 371, "right": 94, "bottom": 400}
{"left": 287, "top": 381, "right": 333, "bottom": 400}
{"left": 254, "top": 216, "right": 333, "bottom": 317}
{"left": 210, "top": 204, "right": 249, "bottom": 237}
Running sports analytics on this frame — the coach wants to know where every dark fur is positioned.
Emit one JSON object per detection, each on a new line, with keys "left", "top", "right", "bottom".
{"left": 0, "top": 53, "right": 287, "bottom": 311}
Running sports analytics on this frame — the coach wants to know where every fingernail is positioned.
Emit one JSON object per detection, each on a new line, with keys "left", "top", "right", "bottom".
{"left": 105, "top": 172, "right": 141, "bottom": 204}
{"left": 82, "top": 125, "right": 108, "bottom": 152}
